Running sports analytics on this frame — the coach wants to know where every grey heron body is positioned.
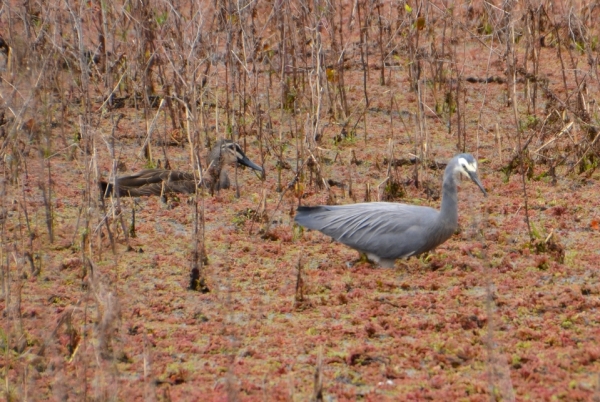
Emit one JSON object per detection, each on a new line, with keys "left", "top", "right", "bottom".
{"left": 294, "top": 154, "right": 486, "bottom": 267}
{"left": 100, "top": 139, "right": 263, "bottom": 197}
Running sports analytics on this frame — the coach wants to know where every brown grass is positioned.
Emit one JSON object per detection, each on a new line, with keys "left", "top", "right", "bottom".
{"left": 1, "top": 0, "right": 600, "bottom": 400}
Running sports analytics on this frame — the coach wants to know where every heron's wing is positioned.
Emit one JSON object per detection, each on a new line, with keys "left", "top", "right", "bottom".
{"left": 295, "top": 202, "right": 442, "bottom": 259}
{"left": 295, "top": 203, "right": 434, "bottom": 235}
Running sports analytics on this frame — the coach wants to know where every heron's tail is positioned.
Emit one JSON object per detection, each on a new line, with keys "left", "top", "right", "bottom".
{"left": 294, "top": 206, "right": 329, "bottom": 230}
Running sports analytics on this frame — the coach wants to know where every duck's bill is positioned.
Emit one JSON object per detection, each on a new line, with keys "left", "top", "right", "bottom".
{"left": 468, "top": 171, "right": 487, "bottom": 196}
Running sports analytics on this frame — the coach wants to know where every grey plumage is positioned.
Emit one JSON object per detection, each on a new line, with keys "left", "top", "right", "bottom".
{"left": 100, "top": 139, "right": 263, "bottom": 197}
{"left": 294, "top": 153, "right": 486, "bottom": 267}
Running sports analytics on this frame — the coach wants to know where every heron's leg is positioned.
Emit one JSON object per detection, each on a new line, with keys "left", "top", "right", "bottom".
{"left": 378, "top": 259, "right": 396, "bottom": 268}
{"left": 345, "top": 252, "right": 377, "bottom": 268}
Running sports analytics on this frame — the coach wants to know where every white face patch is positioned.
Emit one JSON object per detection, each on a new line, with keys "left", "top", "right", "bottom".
{"left": 456, "top": 157, "right": 477, "bottom": 177}
{"left": 223, "top": 144, "right": 245, "bottom": 161}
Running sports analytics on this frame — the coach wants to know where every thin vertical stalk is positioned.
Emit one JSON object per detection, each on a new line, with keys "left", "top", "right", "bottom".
{"left": 509, "top": 18, "right": 532, "bottom": 240}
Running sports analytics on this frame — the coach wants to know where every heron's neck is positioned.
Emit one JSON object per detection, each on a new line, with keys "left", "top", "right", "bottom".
{"left": 206, "top": 153, "right": 226, "bottom": 176}
{"left": 439, "top": 169, "right": 458, "bottom": 228}
{"left": 204, "top": 155, "right": 230, "bottom": 190}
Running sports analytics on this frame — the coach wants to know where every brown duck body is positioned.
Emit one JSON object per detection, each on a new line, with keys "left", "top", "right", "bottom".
{"left": 100, "top": 140, "right": 263, "bottom": 197}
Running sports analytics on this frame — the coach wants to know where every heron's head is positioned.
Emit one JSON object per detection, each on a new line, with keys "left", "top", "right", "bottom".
{"left": 454, "top": 154, "right": 487, "bottom": 196}
{"left": 212, "top": 140, "right": 264, "bottom": 175}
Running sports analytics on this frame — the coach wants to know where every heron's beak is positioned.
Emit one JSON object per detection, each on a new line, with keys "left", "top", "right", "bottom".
{"left": 468, "top": 171, "right": 487, "bottom": 196}
{"left": 238, "top": 155, "right": 265, "bottom": 178}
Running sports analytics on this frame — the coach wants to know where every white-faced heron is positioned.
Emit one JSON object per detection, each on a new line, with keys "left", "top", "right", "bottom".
{"left": 100, "top": 139, "right": 264, "bottom": 197}
{"left": 294, "top": 153, "right": 486, "bottom": 267}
